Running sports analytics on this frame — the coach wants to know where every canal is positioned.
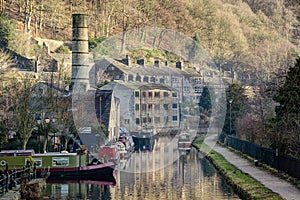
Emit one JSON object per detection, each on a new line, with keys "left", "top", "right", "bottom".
{"left": 44, "top": 136, "right": 240, "bottom": 199}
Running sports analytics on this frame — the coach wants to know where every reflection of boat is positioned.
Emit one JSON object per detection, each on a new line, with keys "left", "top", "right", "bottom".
{"left": 46, "top": 178, "right": 116, "bottom": 186}
{"left": 0, "top": 150, "right": 115, "bottom": 181}
{"left": 131, "top": 129, "right": 157, "bottom": 152}
{"left": 178, "top": 132, "right": 192, "bottom": 151}
{"left": 116, "top": 135, "right": 134, "bottom": 159}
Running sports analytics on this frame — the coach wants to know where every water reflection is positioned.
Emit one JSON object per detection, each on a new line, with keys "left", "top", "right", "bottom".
{"left": 111, "top": 149, "right": 239, "bottom": 200}
{"left": 45, "top": 136, "right": 240, "bottom": 200}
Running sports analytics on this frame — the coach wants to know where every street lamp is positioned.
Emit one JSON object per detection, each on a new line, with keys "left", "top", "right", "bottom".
{"left": 45, "top": 116, "right": 50, "bottom": 153}
{"left": 228, "top": 99, "right": 233, "bottom": 135}
{"left": 36, "top": 116, "right": 42, "bottom": 153}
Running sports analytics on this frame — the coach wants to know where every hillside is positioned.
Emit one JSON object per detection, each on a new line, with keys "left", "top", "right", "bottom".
{"left": 1, "top": 0, "right": 299, "bottom": 85}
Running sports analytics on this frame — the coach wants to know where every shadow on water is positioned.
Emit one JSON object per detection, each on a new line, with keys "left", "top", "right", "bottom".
{"left": 44, "top": 137, "right": 240, "bottom": 200}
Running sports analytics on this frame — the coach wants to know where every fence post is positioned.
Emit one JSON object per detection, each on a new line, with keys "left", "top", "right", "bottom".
{"left": 5, "top": 172, "right": 8, "bottom": 192}
{"left": 0, "top": 174, "right": 4, "bottom": 195}
{"left": 13, "top": 168, "right": 16, "bottom": 181}
{"left": 33, "top": 163, "right": 37, "bottom": 179}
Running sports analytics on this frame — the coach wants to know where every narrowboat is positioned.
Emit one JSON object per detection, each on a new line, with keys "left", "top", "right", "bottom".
{"left": 131, "top": 129, "right": 157, "bottom": 152}
{"left": 0, "top": 150, "right": 115, "bottom": 181}
{"left": 177, "top": 132, "right": 192, "bottom": 151}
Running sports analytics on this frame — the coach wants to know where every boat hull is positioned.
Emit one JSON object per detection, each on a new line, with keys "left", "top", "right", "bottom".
{"left": 37, "top": 162, "right": 115, "bottom": 181}
{"left": 132, "top": 135, "right": 157, "bottom": 152}
{"left": 0, "top": 150, "right": 115, "bottom": 182}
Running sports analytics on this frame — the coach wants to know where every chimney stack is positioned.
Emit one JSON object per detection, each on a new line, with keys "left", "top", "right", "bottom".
{"left": 154, "top": 60, "right": 159, "bottom": 67}
{"left": 122, "top": 55, "right": 131, "bottom": 66}
{"left": 176, "top": 61, "right": 183, "bottom": 70}
{"left": 71, "top": 14, "right": 90, "bottom": 91}
{"left": 137, "top": 58, "right": 144, "bottom": 66}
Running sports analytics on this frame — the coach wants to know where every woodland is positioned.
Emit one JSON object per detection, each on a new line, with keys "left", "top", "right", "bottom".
{"left": 0, "top": 0, "right": 299, "bottom": 157}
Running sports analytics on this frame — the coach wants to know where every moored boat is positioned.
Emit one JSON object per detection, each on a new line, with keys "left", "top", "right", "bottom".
{"left": 0, "top": 150, "right": 115, "bottom": 181}
{"left": 178, "top": 132, "right": 192, "bottom": 151}
{"left": 131, "top": 129, "right": 157, "bottom": 152}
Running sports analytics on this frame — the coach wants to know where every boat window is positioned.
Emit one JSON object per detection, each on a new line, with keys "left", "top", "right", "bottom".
{"left": 25, "top": 157, "right": 42, "bottom": 167}
{"left": 52, "top": 157, "right": 69, "bottom": 166}
{"left": 33, "top": 158, "right": 42, "bottom": 167}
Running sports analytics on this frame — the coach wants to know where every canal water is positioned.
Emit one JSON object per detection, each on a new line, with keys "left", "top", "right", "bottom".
{"left": 44, "top": 136, "right": 240, "bottom": 200}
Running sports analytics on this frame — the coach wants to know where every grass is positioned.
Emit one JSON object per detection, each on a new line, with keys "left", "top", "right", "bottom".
{"left": 218, "top": 142, "right": 300, "bottom": 191}
{"left": 193, "top": 137, "right": 284, "bottom": 200}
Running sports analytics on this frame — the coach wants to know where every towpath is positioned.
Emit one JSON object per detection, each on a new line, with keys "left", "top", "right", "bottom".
{"left": 204, "top": 134, "right": 300, "bottom": 200}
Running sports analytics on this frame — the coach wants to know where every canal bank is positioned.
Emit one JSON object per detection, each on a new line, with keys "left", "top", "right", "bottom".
{"left": 193, "top": 135, "right": 300, "bottom": 200}
{"left": 193, "top": 136, "right": 282, "bottom": 200}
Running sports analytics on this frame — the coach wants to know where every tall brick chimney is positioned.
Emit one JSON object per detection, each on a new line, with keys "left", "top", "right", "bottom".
{"left": 71, "top": 14, "right": 90, "bottom": 91}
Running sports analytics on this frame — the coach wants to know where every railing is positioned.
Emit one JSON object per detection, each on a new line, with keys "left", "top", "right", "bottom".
{"left": 219, "top": 134, "right": 300, "bottom": 179}
{"left": 0, "top": 165, "right": 36, "bottom": 196}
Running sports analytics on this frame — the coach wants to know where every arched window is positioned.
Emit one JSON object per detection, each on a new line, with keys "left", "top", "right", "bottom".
{"left": 143, "top": 76, "right": 149, "bottom": 82}
{"left": 150, "top": 77, "right": 156, "bottom": 83}
{"left": 128, "top": 74, "right": 134, "bottom": 82}
{"left": 136, "top": 74, "right": 141, "bottom": 82}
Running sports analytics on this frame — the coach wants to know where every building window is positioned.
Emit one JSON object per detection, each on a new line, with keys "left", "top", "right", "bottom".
{"left": 135, "top": 104, "right": 140, "bottom": 111}
{"left": 148, "top": 117, "right": 152, "bottom": 123}
{"left": 155, "top": 104, "right": 160, "bottom": 110}
{"left": 172, "top": 103, "right": 177, "bottom": 109}
{"left": 154, "top": 91, "right": 160, "bottom": 97}
{"left": 136, "top": 74, "right": 141, "bottom": 82}
{"left": 164, "top": 116, "right": 169, "bottom": 122}
{"left": 148, "top": 104, "right": 153, "bottom": 110}
{"left": 136, "top": 118, "right": 140, "bottom": 125}
{"left": 142, "top": 104, "right": 147, "bottom": 111}
{"left": 160, "top": 78, "right": 164, "bottom": 84}
{"left": 163, "top": 92, "right": 169, "bottom": 97}
{"left": 163, "top": 104, "right": 168, "bottom": 110}
{"left": 194, "top": 78, "right": 202, "bottom": 84}
{"left": 184, "top": 86, "right": 190, "bottom": 92}
{"left": 142, "top": 117, "right": 147, "bottom": 123}
{"left": 125, "top": 119, "right": 130, "bottom": 124}
{"left": 135, "top": 91, "right": 139, "bottom": 97}
{"left": 172, "top": 77, "right": 178, "bottom": 83}
{"left": 116, "top": 75, "right": 120, "bottom": 79}
{"left": 155, "top": 117, "right": 160, "bottom": 123}
{"left": 150, "top": 77, "right": 156, "bottom": 83}
{"left": 172, "top": 92, "right": 177, "bottom": 97}
{"left": 194, "top": 86, "right": 201, "bottom": 93}
{"left": 172, "top": 116, "right": 178, "bottom": 121}
{"left": 142, "top": 92, "right": 146, "bottom": 98}
{"left": 143, "top": 76, "right": 149, "bottom": 82}
{"left": 128, "top": 74, "right": 134, "bottom": 81}
{"left": 148, "top": 92, "right": 153, "bottom": 98}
